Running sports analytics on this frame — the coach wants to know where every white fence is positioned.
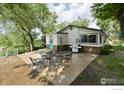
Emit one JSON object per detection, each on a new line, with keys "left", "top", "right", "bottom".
{"left": 0, "top": 49, "right": 18, "bottom": 57}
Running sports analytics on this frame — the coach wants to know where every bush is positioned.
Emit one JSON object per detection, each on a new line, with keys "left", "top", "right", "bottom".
{"left": 14, "top": 45, "right": 27, "bottom": 54}
{"left": 113, "top": 45, "right": 124, "bottom": 51}
{"left": 18, "top": 48, "right": 27, "bottom": 54}
{"left": 100, "top": 44, "right": 113, "bottom": 55}
{"left": 33, "top": 39, "right": 45, "bottom": 50}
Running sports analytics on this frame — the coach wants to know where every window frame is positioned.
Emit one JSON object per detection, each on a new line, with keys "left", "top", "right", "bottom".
{"left": 80, "top": 34, "right": 97, "bottom": 44}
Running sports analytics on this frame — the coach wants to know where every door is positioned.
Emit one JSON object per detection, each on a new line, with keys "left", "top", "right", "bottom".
{"left": 49, "top": 36, "right": 53, "bottom": 49}
{"left": 59, "top": 37, "right": 63, "bottom": 51}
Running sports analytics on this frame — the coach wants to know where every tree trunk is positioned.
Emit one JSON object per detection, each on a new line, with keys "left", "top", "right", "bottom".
{"left": 21, "top": 30, "right": 34, "bottom": 52}
{"left": 119, "top": 10, "right": 124, "bottom": 39}
{"left": 26, "top": 31, "right": 34, "bottom": 51}
{"left": 22, "top": 27, "right": 34, "bottom": 52}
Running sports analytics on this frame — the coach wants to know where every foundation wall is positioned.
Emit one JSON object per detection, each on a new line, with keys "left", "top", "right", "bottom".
{"left": 53, "top": 45, "right": 71, "bottom": 51}
{"left": 81, "top": 46, "right": 101, "bottom": 54}
{"left": 53, "top": 45, "right": 101, "bottom": 54}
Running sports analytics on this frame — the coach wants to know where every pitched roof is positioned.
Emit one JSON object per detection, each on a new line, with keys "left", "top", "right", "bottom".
{"left": 55, "top": 25, "right": 108, "bottom": 37}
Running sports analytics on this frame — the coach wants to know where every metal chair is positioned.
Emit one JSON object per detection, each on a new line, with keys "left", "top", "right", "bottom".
{"left": 61, "top": 52, "right": 72, "bottom": 66}
{"left": 29, "top": 57, "right": 44, "bottom": 72}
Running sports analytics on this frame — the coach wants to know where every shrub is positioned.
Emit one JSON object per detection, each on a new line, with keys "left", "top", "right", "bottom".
{"left": 113, "top": 45, "right": 124, "bottom": 51}
{"left": 14, "top": 45, "right": 27, "bottom": 54}
{"left": 33, "top": 39, "right": 45, "bottom": 50}
{"left": 18, "top": 48, "right": 27, "bottom": 54}
{"left": 100, "top": 44, "right": 113, "bottom": 55}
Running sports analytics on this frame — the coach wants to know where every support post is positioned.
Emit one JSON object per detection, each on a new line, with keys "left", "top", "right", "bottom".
{"left": 98, "top": 33, "right": 100, "bottom": 45}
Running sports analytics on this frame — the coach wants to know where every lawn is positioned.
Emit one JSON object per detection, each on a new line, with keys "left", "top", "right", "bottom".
{"left": 96, "top": 55, "right": 124, "bottom": 78}
{"left": 71, "top": 55, "right": 124, "bottom": 85}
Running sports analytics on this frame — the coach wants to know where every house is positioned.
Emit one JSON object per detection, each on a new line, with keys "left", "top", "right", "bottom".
{"left": 46, "top": 25, "right": 107, "bottom": 53}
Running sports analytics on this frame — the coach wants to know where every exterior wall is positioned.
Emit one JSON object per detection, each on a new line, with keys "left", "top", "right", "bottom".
{"left": 46, "top": 26, "right": 106, "bottom": 53}
{"left": 102, "top": 35, "right": 105, "bottom": 45}
{"left": 80, "top": 46, "right": 102, "bottom": 54}
{"left": 53, "top": 45, "right": 71, "bottom": 51}
{"left": 53, "top": 34, "right": 58, "bottom": 45}
{"left": 62, "top": 26, "right": 105, "bottom": 46}
{"left": 53, "top": 33, "right": 68, "bottom": 46}
{"left": 46, "top": 35, "right": 50, "bottom": 45}
{"left": 53, "top": 44, "right": 101, "bottom": 54}
{"left": 46, "top": 45, "right": 49, "bottom": 48}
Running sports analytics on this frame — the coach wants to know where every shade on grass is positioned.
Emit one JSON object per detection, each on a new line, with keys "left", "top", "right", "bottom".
{"left": 96, "top": 55, "right": 124, "bottom": 78}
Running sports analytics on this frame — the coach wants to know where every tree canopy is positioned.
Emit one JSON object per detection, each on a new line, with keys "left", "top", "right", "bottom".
{"left": 56, "top": 18, "right": 90, "bottom": 31}
{"left": 0, "top": 4, "right": 90, "bottom": 54}
{"left": 0, "top": 4, "right": 57, "bottom": 52}
{"left": 91, "top": 3, "right": 124, "bottom": 20}
{"left": 91, "top": 3, "right": 124, "bottom": 39}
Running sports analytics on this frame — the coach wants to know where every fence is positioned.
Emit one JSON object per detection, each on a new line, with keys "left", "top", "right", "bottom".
{"left": 0, "top": 49, "right": 18, "bottom": 57}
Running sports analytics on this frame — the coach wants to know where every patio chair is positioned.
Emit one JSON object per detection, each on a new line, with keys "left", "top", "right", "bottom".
{"left": 29, "top": 57, "right": 44, "bottom": 72}
{"left": 61, "top": 52, "right": 72, "bottom": 65}
{"left": 48, "top": 55, "right": 62, "bottom": 71}
{"left": 52, "top": 56, "right": 62, "bottom": 65}
{"left": 41, "top": 54, "right": 51, "bottom": 67}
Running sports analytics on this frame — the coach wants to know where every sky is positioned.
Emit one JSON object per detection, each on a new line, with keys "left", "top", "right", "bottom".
{"left": 48, "top": 3, "right": 100, "bottom": 29}
{"left": 0, "top": 3, "right": 100, "bottom": 34}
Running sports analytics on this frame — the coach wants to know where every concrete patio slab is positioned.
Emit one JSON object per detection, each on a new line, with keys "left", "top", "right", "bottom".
{"left": 52, "top": 53, "right": 97, "bottom": 85}
{"left": 0, "top": 48, "right": 97, "bottom": 85}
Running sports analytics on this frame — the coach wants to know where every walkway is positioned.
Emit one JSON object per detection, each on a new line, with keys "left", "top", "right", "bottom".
{"left": 53, "top": 53, "right": 97, "bottom": 85}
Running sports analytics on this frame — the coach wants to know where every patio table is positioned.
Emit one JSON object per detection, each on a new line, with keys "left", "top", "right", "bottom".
{"left": 37, "top": 51, "right": 72, "bottom": 70}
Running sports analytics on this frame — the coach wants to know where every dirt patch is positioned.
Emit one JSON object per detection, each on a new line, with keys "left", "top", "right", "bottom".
{"left": 0, "top": 50, "right": 97, "bottom": 85}
{"left": 0, "top": 56, "right": 39, "bottom": 85}
{"left": 0, "top": 55, "right": 67, "bottom": 85}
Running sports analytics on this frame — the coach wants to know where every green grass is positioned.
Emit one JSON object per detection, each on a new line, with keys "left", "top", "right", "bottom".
{"left": 0, "top": 49, "right": 18, "bottom": 57}
{"left": 71, "top": 55, "right": 124, "bottom": 85}
{"left": 96, "top": 55, "right": 124, "bottom": 65}
{"left": 0, "top": 51, "right": 6, "bottom": 56}
{"left": 113, "top": 45, "right": 124, "bottom": 51}
{"left": 95, "top": 55, "right": 124, "bottom": 77}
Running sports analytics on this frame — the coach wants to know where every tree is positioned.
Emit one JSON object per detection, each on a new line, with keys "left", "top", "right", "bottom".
{"left": 91, "top": 3, "right": 124, "bottom": 39}
{"left": 0, "top": 4, "right": 57, "bottom": 51}
{"left": 55, "top": 21, "right": 69, "bottom": 31}
{"left": 97, "top": 19, "right": 124, "bottom": 45}
{"left": 0, "top": 33, "right": 13, "bottom": 48}
{"left": 56, "top": 19, "right": 90, "bottom": 31}
{"left": 32, "top": 4, "right": 57, "bottom": 34}
{"left": 0, "top": 4, "right": 36, "bottom": 51}
{"left": 71, "top": 18, "right": 90, "bottom": 27}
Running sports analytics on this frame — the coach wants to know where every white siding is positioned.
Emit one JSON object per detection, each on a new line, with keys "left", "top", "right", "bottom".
{"left": 53, "top": 34, "right": 58, "bottom": 45}
{"left": 46, "top": 35, "right": 50, "bottom": 45}
{"left": 47, "top": 26, "right": 106, "bottom": 47}
{"left": 97, "top": 33, "right": 100, "bottom": 45}
{"left": 102, "top": 35, "right": 105, "bottom": 45}
{"left": 62, "top": 26, "right": 106, "bottom": 47}
{"left": 53, "top": 33, "right": 68, "bottom": 45}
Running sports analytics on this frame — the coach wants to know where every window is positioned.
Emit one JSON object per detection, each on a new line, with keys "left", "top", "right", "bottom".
{"left": 89, "top": 35, "right": 96, "bottom": 43}
{"left": 80, "top": 34, "right": 97, "bottom": 43}
{"left": 81, "top": 35, "right": 88, "bottom": 43}
{"left": 59, "top": 37, "right": 63, "bottom": 44}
